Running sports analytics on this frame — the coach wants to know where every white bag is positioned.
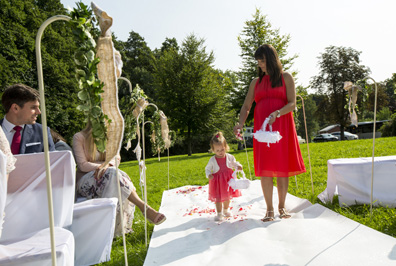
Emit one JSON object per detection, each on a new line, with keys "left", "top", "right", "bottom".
{"left": 252, "top": 117, "right": 282, "bottom": 147}
{"left": 228, "top": 170, "right": 250, "bottom": 190}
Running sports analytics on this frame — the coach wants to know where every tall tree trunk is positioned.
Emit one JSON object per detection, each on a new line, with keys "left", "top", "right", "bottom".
{"left": 187, "top": 126, "right": 192, "bottom": 156}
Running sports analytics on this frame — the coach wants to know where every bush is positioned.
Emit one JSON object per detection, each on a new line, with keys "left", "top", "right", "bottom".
{"left": 379, "top": 113, "right": 396, "bottom": 137}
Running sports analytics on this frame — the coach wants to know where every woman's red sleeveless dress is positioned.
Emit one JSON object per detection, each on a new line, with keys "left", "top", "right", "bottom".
{"left": 253, "top": 75, "right": 306, "bottom": 177}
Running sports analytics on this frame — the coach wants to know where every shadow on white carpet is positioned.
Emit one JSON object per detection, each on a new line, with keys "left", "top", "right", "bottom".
{"left": 144, "top": 180, "right": 396, "bottom": 266}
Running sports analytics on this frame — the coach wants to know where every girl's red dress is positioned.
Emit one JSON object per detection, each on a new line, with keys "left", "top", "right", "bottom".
{"left": 208, "top": 157, "right": 241, "bottom": 202}
{"left": 253, "top": 75, "right": 306, "bottom": 177}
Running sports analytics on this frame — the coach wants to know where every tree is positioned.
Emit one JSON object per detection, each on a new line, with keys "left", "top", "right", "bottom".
{"left": 311, "top": 46, "right": 370, "bottom": 140}
{"left": 360, "top": 84, "right": 390, "bottom": 121}
{"left": 234, "top": 8, "right": 297, "bottom": 122}
{"left": 295, "top": 86, "right": 319, "bottom": 141}
{"left": 152, "top": 34, "right": 235, "bottom": 155}
{"left": 0, "top": 0, "right": 84, "bottom": 142}
{"left": 311, "top": 93, "right": 332, "bottom": 129}
{"left": 379, "top": 112, "right": 396, "bottom": 137}
{"left": 383, "top": 73, "right": 396, "bottom": 112}
{"left": 120, "top": 31, "right": 155, "bottom": 97}
{"left": 377, "top": 107, "right": 393, "bottom": 121}
{"left": 160, "top": 37, "right": 179, "bottom": 53}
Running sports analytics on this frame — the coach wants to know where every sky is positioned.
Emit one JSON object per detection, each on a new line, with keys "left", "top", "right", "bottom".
{"left": 61, "top": 0, "right": 396, "bottom": 89}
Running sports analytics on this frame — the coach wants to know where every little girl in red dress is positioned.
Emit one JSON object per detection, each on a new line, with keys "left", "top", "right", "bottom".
{"left": 205, "top": 132, "right": 242, "bottom": 221}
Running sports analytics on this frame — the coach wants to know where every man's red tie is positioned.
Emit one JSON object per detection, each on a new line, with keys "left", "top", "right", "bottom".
{"left": 11, "top": 126, "right": 22, "bottom": 155}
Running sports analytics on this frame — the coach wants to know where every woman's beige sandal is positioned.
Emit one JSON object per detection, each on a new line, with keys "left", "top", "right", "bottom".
{"left": 144, "top": 206, "right": 167, "bottom": 225}
{"left": 149, "top": 212, "right": 166, "bottom": 225}
{"left": 261, "top": 210, "right": 275, "bottom": 222}
{"left": 279, "top": 208, "right": 291, "bottom": 219}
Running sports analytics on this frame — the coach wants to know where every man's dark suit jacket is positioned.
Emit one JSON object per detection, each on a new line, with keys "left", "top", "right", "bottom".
{"left": 0, "top": 118, "right": 55, "bottom": 154}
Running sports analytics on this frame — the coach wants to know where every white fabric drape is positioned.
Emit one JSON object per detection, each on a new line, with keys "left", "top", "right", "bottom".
{"left": 1, "top": 150, "right": 117, "bottom": 265}
{"left": 0, "top": 151, "right": 7, "bottom": 238}
{"left": 1, "top": 151, "right": 75, "bottom": 242}
{"left": 71, "top": 198, "right": 117, "bottom": 266}
{"left": 318, "top": 156, "right": 396, "bottom": 206}
{"left": 0, "top": 227, "right": 74, "bottom": 266}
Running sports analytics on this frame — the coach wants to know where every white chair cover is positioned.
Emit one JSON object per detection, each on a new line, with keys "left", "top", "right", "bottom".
{"left": 318, "top": 156, "right": 396, "bottom": 206}
{"left": 71, "top": 198, "right": 117, "bottom": 266}
{"left": 0, "top": 151, "right": 7, "bottom": 238}
{"left": 0, "top": 227, "right": 74, "bottom": 266}
{"left": 1, "top": 151, "right": 75, "bottom": 242}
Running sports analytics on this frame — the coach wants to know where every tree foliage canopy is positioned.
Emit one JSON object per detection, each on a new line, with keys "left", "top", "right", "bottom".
{"left": 234, "top": 8, "right": 297, "bottom": 123}
{"left": 3, "top": 2, "right": 394, "bottom": 156}
{"left": 152, "top": 34, "right": 235, "bottom": 155}
{"left": 0, "top": 0, "right": 84, "bottom": 142}
{"left": 311, "top": 46, "right": 370, "bottom": 134}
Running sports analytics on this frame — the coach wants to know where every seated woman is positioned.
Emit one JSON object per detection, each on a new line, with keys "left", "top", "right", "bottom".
{"left": 50, "top": 129, "right": 72, "bottom": 152}
{"left": 72, "top": 122, "right": 166, "bottom": 236}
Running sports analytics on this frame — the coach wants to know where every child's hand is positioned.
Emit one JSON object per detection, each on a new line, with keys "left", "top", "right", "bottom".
{"left": 237, "top": 166, "right": 243, "bottom": 171}
{"left": 208, "top": 174, "right": 214, "bottom": 180}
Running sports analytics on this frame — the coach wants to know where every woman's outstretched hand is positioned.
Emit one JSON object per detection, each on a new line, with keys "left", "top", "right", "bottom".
{"left": 268, "top": 112, "right": 277, "bottom": 125}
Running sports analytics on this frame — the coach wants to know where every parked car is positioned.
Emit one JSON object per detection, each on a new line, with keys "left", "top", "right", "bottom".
{"left": 313, "top": 133, "right": 338, "bottom": 142}
{"left": 331, "top": 131, "right": 358, "bottom": 140}
{"left": 297, "top": 135, "right": 306, "bottom": 144}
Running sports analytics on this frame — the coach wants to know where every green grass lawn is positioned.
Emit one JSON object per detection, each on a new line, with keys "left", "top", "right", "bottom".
{"left": 99, "top": 137, "right": 396, "bottom": 266}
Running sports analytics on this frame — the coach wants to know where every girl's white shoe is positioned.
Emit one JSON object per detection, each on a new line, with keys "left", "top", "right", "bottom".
{"left": 223, "top": 210, "right": 232, "bottom": 217}
{"left": 214, "top": 213, "right": 223, "bottom": 221}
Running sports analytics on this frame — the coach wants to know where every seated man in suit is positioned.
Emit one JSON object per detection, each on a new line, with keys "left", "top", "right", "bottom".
{"left": 0, "top": 84, "right": 55, "bottom": 154}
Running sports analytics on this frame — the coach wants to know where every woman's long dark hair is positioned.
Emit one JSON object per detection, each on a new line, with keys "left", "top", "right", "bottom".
{"left": 254, "top": 44, "right": 283, "bottom": 87}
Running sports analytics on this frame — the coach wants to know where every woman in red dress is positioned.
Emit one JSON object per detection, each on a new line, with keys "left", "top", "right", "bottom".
{"left": 234, "top": 44, "right": 306, "bottom": 222}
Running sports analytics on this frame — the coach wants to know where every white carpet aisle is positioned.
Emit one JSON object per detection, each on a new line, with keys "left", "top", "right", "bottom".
{"left": 144, "top": 180, "right": 396, "bottom": 266}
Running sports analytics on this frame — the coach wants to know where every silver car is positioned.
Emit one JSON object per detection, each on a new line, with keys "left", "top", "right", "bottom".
{"left": 331, "top": 131, "right": 358, "bottom": 140}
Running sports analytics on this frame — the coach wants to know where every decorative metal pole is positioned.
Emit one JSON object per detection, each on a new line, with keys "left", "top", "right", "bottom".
{"left": 118, "top": 76, "right": 132, "bottom": 94}
{"left": 345, "top": 77, "right": 378, "bottom": 217}
{"left": 296, "top": 95, "right": 314, "bottom": 194}
{"left": 141, "top": 103, "right": 158, "bottom": 247}
{"left": 242, "top": 132, "right": 252, "bottom": 180}
{"left": 36, "top": 15, "right": 71, "bottom": 266}
{"left": 362, "top": 77, "right": 378, "bottom": 217}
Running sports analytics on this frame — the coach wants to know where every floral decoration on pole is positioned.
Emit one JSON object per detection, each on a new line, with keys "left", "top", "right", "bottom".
{"left": 344, "top": 81, "right": 362, "bottom": 127}
{"left": 69, "top": 3, "right": 109, "bottom": 152}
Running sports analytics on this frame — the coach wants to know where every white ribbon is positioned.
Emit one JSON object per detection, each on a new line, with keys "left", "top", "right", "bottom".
{"left": 344, "top": 81, "right": 361, "bottom": 127}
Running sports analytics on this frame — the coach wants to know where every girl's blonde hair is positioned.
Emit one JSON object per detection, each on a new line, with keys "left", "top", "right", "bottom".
{"left": 81, "top": 121, "right": 106, "bottom": 162}
{"left": 209, "top": 131, "right": 230, "bottom": 153}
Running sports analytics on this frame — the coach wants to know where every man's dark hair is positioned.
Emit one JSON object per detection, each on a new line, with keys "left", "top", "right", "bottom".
{"left": 2, "top": 84, "right": 40, "bottom": 113}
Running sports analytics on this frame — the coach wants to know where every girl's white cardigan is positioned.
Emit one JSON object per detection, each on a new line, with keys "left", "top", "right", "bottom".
{"left": 205, "top": 153, "right": 242, "bottom": 178}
